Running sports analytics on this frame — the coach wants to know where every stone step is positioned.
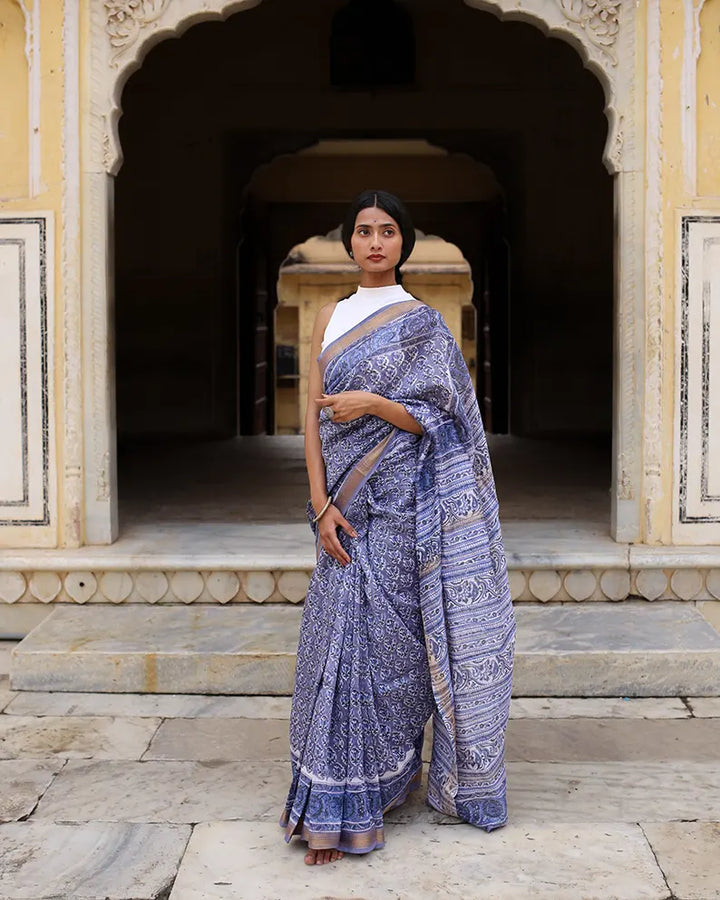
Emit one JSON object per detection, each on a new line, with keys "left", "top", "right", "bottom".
{"left": 9, "top": 601, "right": 720, "bottom": 697}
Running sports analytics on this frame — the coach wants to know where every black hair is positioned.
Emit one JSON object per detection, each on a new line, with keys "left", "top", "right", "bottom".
{"left": 341, "top": 189, "right": 416, "bottom": 284}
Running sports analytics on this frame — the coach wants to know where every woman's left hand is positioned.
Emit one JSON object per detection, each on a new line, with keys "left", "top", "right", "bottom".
{"left": 316, "top": 391, "right": 376, "bottom": 423}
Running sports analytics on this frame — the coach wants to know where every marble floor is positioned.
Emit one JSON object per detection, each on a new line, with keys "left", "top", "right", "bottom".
{"left": 111, "top": 434, "right": 613, "bottom": 563}
{"left": 119, "top": 433, "right": 611, "bottom": 524}
{"left": 0, "top": 640, "right": 718, "bottom": 899}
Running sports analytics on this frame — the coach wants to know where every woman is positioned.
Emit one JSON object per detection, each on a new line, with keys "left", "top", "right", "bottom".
{"left": 280, "top": 190, "right": 516, "bottom": 866}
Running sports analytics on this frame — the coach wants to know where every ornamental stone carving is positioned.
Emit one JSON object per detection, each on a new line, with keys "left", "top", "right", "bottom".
{"left": 557, "top": 0, "right": 620, "bottom": 63}
{"left": 105, "top": 0, "right": 170, "bottom": 61}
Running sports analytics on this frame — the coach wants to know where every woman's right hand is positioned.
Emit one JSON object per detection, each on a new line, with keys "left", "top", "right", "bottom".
{"left": 318, "top": 505, "right": 357, "bottom": 566}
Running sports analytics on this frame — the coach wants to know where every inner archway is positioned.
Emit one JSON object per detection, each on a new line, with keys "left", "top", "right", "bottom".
{"left": 111, "top": 0, "right": 614, "bottom": 541}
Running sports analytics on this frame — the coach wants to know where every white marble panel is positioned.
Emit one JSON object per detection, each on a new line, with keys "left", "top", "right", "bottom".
{"left": 169, "top": 821, "right": 667, "bottom": 900}
{"left": 0, "top": 215, "right": 54, "bottom": 534}
{"left": 0, "top": 759, "right": 61, "bottom": 822}
{"left": 0, "top": 822, "right": 190, "bottom": 900}
{"left": 0, "top": 716, "right": 160, "bottom": 760}
{"left": 33, "top": 760, "right": 289, "bottom": 823}
{"left": 642, "top": 822, "right": 720, "bottom": 900}
{"left": 675, "top": 215, "right": 720, "bottom": 542}
{"left": 4, "top": 691, "right": 292, "bottom": 719}
{"left": 510, "top": 697, "right": 690, "bottom": 719}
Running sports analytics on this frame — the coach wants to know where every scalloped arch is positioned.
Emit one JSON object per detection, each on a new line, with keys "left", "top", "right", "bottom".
{"left": 463, "top": 0, "right": 622, "bottom": 173}
{"left": 84, "top": 0, "right": 644, "bottom": 546}
{"left": 97, "top": 0, "right": 630, "bottom": 176}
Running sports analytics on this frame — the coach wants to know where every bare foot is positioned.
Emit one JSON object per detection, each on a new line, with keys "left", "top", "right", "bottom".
{"left": 304, "top": 848, "right": 345, "bottom": 866}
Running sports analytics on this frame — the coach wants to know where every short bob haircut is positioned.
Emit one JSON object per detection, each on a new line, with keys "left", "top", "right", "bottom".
{"left": 341, "top": 189, "right": 416, "bottom": 284}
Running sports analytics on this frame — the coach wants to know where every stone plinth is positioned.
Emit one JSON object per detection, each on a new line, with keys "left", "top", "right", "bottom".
{"left": 9, "top": 601, "right": 720, "bottom": 697}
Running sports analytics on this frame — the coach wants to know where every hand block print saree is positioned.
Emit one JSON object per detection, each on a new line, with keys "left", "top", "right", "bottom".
{"left": 280, "top": 298, "right": 516, "bottom": 854}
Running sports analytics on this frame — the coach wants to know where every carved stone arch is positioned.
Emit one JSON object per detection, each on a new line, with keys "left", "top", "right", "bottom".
{"left": 97, "top": 0, "right": 263, "bottom": 175}
{"left": 83, "top": 0, "right": 645, "bottom": 544}
{"left": 96, "top": 0, "right": 633, "bottom": 176}
{"left": 463, "top": 0, "right": 631, "bottom": 174}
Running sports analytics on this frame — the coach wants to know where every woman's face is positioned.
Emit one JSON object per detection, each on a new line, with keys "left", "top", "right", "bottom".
{"left": 350, "top": 206, "right": 403, "bottom": 276}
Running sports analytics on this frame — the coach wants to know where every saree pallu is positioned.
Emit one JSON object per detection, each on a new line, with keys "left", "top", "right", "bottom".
{"left": 280, "top": 299, "right": 516, "bottom": 853}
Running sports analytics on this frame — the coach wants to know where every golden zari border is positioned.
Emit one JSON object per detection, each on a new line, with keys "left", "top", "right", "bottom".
{"left": 333, "top": 428, "right": 396, "bottom": 515}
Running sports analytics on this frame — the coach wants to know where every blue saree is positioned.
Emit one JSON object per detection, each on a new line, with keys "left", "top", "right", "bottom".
{"left": 280, "top": 298, "right": 516, "bottom": 853}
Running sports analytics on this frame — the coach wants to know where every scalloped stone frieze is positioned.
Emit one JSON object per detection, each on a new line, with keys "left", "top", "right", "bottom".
{"left": 2, "top": 566, "right": 719, "bottom": 605}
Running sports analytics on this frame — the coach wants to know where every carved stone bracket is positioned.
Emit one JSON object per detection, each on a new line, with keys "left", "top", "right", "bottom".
{"left": 557, "top": 0, "right": 620, "bottom": 64}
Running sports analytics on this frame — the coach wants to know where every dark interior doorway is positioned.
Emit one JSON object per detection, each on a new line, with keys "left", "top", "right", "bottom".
{"left": 113, "top": 0, "right": 613, "bottom": 529}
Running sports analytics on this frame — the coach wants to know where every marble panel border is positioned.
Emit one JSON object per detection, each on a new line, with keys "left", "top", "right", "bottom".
{"left": 674, "top": 213, "right": 720, "bottom": 542}
{"left": 0, "top": 565, "right": 717, "bottom": 605}
{"left": 0, "top": 215, "right": 55, "bottom": 541}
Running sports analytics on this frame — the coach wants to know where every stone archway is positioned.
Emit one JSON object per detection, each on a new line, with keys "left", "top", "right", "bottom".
{"left": 81, "top": 0, "right": 644, "bottom": 544}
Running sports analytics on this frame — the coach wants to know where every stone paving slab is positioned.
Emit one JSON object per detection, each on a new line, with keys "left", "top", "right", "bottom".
{"left": 510, "top": 697, "right": 690, "bottom": 718}
{"left": 144, "top": 718, "right": 288, "bottom": 761}
{"left": 642, "top": 822, "right": 720, "bottom": 900}
{"left": 138, "top": 716, "right": 720, "bottom": 766}
{"left": 0, "top": 715, "right": 160, "bottom": 760}
{"left": 2, "top": 692, "right": 699, "bottom": 720}
{"left": 3, "top": 691, "right": 292, "bottom": 719}
{"left": 30, "top": 758, "right": 720, "bottom": 827}
{"left": 0, "top": 759, "right": 62, "bottom": 822}
{"left": 509, "top": 761, "right": 720, "bottom": 824}
{"left": 169, "top": 820, "right": 668, "bottom": 900}
{"left": 0, "top": 821, "right": 191, "bottom": 900}
{"left": 387, "top": 762, "right": 720, "bottom": 826}
{"left": 13, "top": 601, "right": 720, "bottom": 696}
{"left": 505, "top": 718, "right": 720, "bottom": 762}
{"left": 687, "top": 697, "right": 720, "bottom": 717}
{"left": 0, "top": 677, "right": 16, "bottom": 713}
{"left": 33, "top": 759, "right": 289, "bottom": 824}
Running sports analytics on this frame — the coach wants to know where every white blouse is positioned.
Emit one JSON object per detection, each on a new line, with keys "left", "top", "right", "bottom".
{"left": 321, "top": 284, "right": 414, "bottom": 352}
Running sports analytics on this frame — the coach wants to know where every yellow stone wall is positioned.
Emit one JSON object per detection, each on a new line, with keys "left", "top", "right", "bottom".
{"left": 697, "top": 1, "right": 720, "bottom": 198}
{"left": 0, "top": 0, "right": 68, "bottom": 547}
{"left": 650, "top": 0, "right": 720, "bottom": 543}
{"left": 0, "top": 1, "right": 29, "bottom": 199}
